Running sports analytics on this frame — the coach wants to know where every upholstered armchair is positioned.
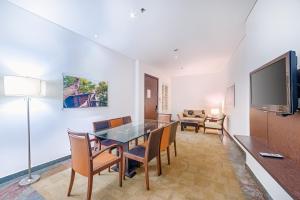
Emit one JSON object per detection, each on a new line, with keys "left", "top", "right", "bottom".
{"left": 204, "top": 114, "right": 226, "bottom": 135}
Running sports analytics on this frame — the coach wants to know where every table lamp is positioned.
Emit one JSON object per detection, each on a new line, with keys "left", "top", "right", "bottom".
{"left": 211, "top": 108, "right": 220, "bottom": 116}
{"left": 4, "top": 76, "right": 45, "bottom": 186}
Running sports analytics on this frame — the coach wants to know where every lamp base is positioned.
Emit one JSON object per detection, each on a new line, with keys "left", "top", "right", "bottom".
{"left": 19, "top": 174, "right": 40, "bottom": 186}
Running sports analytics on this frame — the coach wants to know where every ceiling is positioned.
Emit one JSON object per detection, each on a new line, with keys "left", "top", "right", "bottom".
{"left": 7, "top": 0, "right": 256, "bottom": 75}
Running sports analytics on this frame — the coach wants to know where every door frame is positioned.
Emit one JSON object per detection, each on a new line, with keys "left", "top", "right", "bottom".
{"left": 144, "top": 73, "right": 159, "bottom": 120}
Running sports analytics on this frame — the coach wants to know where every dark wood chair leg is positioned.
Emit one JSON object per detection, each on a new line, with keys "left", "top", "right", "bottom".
{"left": 174, "top": 140, "right": 177, "bottom": 157}
{"left": 158, "top": 152, "right": 162, "bottom": 176}
{"left": 119, "top": 159, "right": 123, "bottom": 187}
{"left": 67, "top": 169, "right": 75, "bottom": 196}
{"left": 135, "top": 138, "right": 138, "bottom": 146}
{"left": 167, "top": 147, "right": 170, "bottom": 165}
{"left": 87, "top": 175, "right": 93, "bottom": 200}
{"left": 156, "top": 156, "right": 160, "bottom": 176}
{"left": 145, "top": 163, "right": 150, "bottom": 190}
{"left": 123, "top": 156, "right": 126, "bottom": 180}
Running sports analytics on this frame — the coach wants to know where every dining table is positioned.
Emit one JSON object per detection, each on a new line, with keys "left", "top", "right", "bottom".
{"left": 90, "top": 120, "right": 169, "bottom": 178}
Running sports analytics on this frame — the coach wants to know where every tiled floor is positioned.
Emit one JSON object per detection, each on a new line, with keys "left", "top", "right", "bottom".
{"left": 0, "top": 128, "right": 270, "bottom": 200}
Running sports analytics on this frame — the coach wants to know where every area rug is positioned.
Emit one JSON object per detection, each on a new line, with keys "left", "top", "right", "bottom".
{"left": 32, "top": 130, "right": 245, "bottom": 200}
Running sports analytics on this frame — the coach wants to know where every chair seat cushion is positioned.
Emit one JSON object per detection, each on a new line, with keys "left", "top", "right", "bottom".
{"left": 101, "top": 139, "right": 118, "bottom": 147}
{"left": 205, "top": 122, "right": 222, "bottom": 129}
{"left": 127, "top": 145, "right": 146, "bottom": 158}
{"left": 93, "top": 152, "right": 119, "bottom": 171}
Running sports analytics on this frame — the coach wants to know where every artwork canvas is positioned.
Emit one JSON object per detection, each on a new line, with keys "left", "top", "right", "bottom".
{"left": 224, "top": 84, "right": 235, "bottom": 114}
{"left": 63, "top": 75, "right": 108, "bottom": 108}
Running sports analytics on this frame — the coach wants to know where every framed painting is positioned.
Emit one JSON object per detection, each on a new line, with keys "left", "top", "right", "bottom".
{"left": 63, "top": 75, "right": 108, "bottom": 108}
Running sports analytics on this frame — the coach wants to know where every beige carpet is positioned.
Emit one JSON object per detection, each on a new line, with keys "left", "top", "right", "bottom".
{"left": 32, "top": 130, "right": 245, "bottom": 200}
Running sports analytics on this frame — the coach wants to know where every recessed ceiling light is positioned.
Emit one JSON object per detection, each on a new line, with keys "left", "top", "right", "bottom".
{"left": 174, "top": 49, "right": 179, "bottom": 52}
{"left": 130, "top": 12, "right": 137, "bottom": 18}
{"left": 94, "top": 34, "right": 99, "bottom": 39}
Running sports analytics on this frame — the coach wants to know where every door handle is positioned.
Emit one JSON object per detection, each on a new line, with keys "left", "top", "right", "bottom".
{"left": 155, "top": 105, "right": 158, "bottom": 112}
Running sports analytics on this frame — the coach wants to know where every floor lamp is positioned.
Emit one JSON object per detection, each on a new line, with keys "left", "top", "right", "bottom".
{"left": 4, "top": 76, "right": 45, "bottom": 186}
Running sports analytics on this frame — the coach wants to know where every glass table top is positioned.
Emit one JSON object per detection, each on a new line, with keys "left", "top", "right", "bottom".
{"left": 90, "top": 120, "right": 168, "bottom": 143}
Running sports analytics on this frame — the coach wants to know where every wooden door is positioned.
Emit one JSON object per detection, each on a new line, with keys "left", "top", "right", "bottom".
{"left": 144, "top": 74, "right": 159, "bottom": 120}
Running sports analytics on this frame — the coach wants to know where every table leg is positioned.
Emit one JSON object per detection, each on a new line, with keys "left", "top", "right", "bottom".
{"left": 195, "top": 125, "right": 199, "bottom": 133}
{"left": 181, "top": 124, "right": 184, "bottom": 131}
{"left": 111, "top": 142, "right": 138, "bottom": 178}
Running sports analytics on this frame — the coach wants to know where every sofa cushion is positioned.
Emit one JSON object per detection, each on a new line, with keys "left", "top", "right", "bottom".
{"left": 205, "top": 122, "right": 222, "bottom": 129}
{"left": 193, "top": 110, "right": 205, "bottom": 117}
{"left": 182, "top": 117, "right": 205, "bottom": 123}
{"left": 187, "top": 110, "right": 194, "bottom": 115}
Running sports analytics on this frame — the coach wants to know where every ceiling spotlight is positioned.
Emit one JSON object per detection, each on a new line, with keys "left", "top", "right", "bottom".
{"left": 140, "top": 8, "right": 146, "bottom": 13}
{"left": 174, "top": 49, "right": 179, "bottom": 52}
{"left": 174, "top": 55, "right": 178, "bottom": 60}
{"left": 94, "top": 34, "right": 99, "bottom": 39}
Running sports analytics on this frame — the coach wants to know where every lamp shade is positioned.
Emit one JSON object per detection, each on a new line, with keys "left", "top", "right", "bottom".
{"left": 4, "top": 76, "right": 45, "bottom": 97}
{"left": 211, "top": 108, "right": 220, "bottom": 116}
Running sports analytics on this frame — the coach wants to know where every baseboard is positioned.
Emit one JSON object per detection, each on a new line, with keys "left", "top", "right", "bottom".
{"left": 0, "top": 155, "right": 71, "bottom": 185}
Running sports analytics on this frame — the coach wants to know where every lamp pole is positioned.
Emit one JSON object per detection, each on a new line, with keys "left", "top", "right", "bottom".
{"left": 19, "top": 97, "right": 40, "bottom": 186}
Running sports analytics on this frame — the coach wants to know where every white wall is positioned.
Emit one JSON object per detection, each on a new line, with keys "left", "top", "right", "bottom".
{"left": 0, "top": 1, "right": 169, "bottom": 178}
{"left": 137, "top": 63, "right": 172, "bottom": 122}
{"left": 225, "top": 0, "right": 300, "bottom": 199}
{"left": 225, "top": 0, "right": 300, "bottom": 136}
{"left": 171, "top": 72, "right": 226, "bottom": 117}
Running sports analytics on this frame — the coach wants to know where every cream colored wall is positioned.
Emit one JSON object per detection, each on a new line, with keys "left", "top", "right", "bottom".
{"left": 171, "top": 72, "right": 226, "bottom": 118}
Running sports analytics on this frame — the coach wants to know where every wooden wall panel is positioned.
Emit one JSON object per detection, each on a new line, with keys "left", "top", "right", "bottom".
{"left": 250, "top": 108, "right": 268, "bottom": 142}
{"left": 250, "top": 108, "right": 300, "bottom": 166}
{"left": 268, "top": 112, "right": 300, "bottom": 165}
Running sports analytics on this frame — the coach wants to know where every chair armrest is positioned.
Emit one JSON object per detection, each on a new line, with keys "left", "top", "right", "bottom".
{"left": 177, "top": 114, "right": 182, "bottom": 120}
{"left": 91, "top": 144, "right": 123, "bottom": 160}
{"left": 204, "top": 117, "right": 213, "bottom": 122}
{"left": 89, "top": 138, "right": 99, "bottom": 143}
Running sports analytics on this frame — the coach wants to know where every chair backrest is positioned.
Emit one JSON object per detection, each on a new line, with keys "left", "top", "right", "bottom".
{"left": 217, "top": 114, "right": 226, "bottom": 125}
{"left": 160, "top": 124, "right": 171, "bottom": 151}
{"left": 169, "top": 121, "right": 179, "bottom": 144}
{"left": 146, "top": 127, "right": 164, "bottom": 162}
{"left": 122, "top": 116, "right": 132, "bottom": 124}
{"left": 158, "top": 113, "right": 172, "bottom": 123}
{"left": 109, "top": 118, "right": 124, "bottom": 128}
{"left": 93, "top": 120, "right": 110, "bottom": 132}
{"left": 68, "top": 131, "right": 92, "bottom": 177}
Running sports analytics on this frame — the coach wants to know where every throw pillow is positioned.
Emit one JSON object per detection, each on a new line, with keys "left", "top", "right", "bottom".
{"left": 183, "top": 113, "right": 188, "bottom": 117}
{"left": 188, "top": 110, "right": 194, "bottom": 115}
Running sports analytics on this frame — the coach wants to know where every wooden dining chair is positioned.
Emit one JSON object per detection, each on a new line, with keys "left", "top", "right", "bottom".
{"left": 169, "top": 121, "right": 179, "bottom": 157}
{"left": 122, "top": 127, "right": 164, "bottom": 190}
{"left": 160, "top": 124, "right": 172, "bottom": 166}
{"left": 67, "top": 131, "right": 123, "bottom": 200}
{"left": 141, "top": 124, "right": 171, "bottom": 173}
{"left": 109, "top": 117, "right": 124, "bottom": 128}
{"left": 122, "top": 116, "right": 132, "bottom": 124}
{"left": 157, "top": 113, "right": 172, "bottom": 123}
{"left": 93, "top": 120, "right": 118, "bottom": 149}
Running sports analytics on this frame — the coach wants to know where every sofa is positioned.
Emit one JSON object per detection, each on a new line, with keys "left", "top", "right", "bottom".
{"left": 177, "top": 109, "right": 206, "bottom": 126}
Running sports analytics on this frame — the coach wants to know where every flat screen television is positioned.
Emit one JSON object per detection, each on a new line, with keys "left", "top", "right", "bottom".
{"left": 250, "top": 51, "right": 298, "bottom": 114}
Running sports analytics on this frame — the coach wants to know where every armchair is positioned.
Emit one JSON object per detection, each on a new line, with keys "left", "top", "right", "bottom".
{"left": 204, "top": 114, "right": 226, "bottom": 135}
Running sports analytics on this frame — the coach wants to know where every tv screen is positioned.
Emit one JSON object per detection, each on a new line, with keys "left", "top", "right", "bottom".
{"left": 251, "top": 58, "right": 287, "bottom": 106}
{"left": 250, "top": 51, "right": 298, "bottom": 114}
